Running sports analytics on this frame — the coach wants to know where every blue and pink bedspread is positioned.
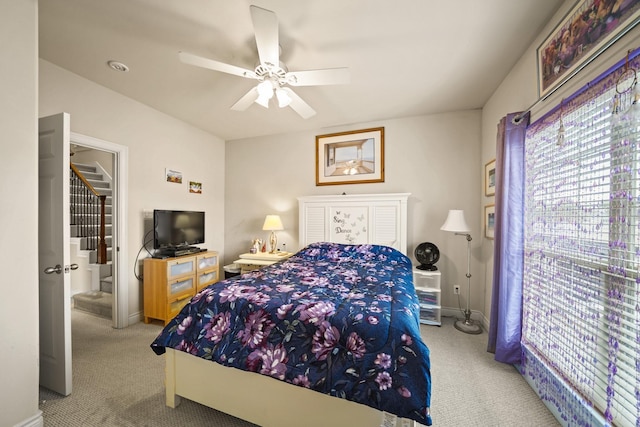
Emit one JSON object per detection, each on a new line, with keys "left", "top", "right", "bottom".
{"left": 151, "top": 242, "right": 432, "bottom": 425}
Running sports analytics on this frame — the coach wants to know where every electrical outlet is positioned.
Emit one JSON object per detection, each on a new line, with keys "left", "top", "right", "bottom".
{"left": 453, "top": 285, "right": 460, "bottom": 295}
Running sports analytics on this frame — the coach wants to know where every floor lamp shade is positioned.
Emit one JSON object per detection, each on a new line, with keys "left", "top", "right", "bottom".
{"left": 262, "top": 215, "right": 284, "bottom": 253}
{"left": 440, "top": 209, "right": 470, "bottom": 233}
{"left": 440, "top": 209, "right": 482, "bottom": 334}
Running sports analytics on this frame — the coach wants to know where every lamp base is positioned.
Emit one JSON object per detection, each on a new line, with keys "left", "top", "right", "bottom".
{"left": 269, "top": 231, "right": 278, "bottom": 254}
{"left": 454, "top": 312, "right": 482, "bottom": 335}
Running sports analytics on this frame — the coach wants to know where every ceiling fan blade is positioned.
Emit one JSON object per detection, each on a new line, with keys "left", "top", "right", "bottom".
{"left": 179, "top": 51, "right": 257, "bottom": 79}
{"left": 286, "top": 68, "right": 350, "bottom": 86}
{"left": 230, "top": 87, "right": 259, "bottom": 111}
{"left": 281, "top": 87, "right": 316, "bottom": 119}
{"left": 250, "top": 5, "right": 279, "bottom": 67}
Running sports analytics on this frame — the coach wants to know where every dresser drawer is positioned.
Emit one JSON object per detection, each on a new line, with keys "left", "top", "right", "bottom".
{"left": 167, "top": 294, "right": 192, "bottom": 320}
{"left": 197, "top": 252, "right": 218, "bottom": 270}
{"left": 416, "top": 289, "right": 440, "bottom": 306}
{"left": 413, "top": 271, "right": 441, "bottom": 290}
{"left": 197, "top": 269, "right": 219, "bottom": 290}
{"left": 419, "top": 306, "right": 441, "bottom": 323}
{"left": 166, "top": 257, "right": 196, "bottom": 280}
{"left": 168, "top": 276, "right": 195, "bottom": 298}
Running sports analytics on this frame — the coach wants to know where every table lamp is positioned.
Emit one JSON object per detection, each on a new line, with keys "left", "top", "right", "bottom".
{"left": 262, "top": 215, "right": 284, "bottom": 253}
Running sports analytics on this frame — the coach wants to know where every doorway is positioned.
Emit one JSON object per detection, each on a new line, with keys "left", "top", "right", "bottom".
{"left": 70, "top": 133, "right": 129, "bottom": 329}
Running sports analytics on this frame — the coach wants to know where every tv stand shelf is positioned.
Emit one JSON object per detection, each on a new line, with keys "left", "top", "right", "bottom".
{"left": 143, "top": 251, "right": 219, "bottom": 325}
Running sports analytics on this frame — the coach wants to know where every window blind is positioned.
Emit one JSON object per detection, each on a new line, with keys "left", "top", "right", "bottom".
{"left": 523, "top": 56, "right": 640, "bottom": 427}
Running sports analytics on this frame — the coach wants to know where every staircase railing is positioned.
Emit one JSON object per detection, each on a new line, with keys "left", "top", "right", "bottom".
{"left": 70, "top": 164, "right": 107, "bottom": 264}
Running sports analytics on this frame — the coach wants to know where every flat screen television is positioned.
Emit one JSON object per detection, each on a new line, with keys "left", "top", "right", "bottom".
{"left": 153, "top": 210, "right": 205, "bottom": 249}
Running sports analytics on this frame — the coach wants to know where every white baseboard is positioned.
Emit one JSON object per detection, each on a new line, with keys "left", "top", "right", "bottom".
{"left": 15, "top": 410, "right": 43, "bottom": 427}
{"left": 128, "top": 310, "right": 143, "bottom": 326}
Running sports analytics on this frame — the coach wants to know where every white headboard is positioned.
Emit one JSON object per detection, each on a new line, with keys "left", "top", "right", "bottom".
{"left": 298, "top": 193, "right": 410, "bottom": 255}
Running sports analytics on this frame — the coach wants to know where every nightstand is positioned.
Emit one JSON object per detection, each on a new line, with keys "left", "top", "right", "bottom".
{"left": 233, "top": 251, "right": 294, "bottom": 274}
{"left": 413, "top": 268, "right": 441, "bottom": 326}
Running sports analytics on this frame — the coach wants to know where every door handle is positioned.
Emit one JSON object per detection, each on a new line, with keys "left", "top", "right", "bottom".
{"left": 44, "top": 264, "right": 79, "bottom": 274}
{"left": 44, "top": 264, "right": 63, "bottom": 274}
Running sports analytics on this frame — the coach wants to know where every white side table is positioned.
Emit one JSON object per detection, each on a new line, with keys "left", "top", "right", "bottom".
{"left": 233, "top": 251, "right": 294, "bottom": 274}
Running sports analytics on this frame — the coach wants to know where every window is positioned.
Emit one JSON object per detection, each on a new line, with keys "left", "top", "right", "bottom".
{"left": 523, "top": 60, "right": 640, "bottom": 426}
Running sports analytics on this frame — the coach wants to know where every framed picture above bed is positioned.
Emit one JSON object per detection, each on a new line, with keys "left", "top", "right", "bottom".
{"left": 315, "top": 127, "right": 384, "bottom": 186}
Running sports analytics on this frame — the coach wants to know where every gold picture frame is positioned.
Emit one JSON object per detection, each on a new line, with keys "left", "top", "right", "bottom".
{"left": 485, "top": 159, "right": 496, "bottom": 196}
{"left": 315, "top": 127, "right": 384, "bottom": 186}
{"left": 485, "top": 204, "right": 495, "bottom": 240}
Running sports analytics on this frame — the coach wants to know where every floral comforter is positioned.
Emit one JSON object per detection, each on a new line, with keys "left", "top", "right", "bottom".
{"left": 151, "top": 242, "right": 432, "bottom": 425}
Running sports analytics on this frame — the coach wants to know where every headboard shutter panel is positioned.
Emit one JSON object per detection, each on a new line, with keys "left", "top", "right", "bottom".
{"left": 298, "top": 193, "right": 409, "bottom": 255}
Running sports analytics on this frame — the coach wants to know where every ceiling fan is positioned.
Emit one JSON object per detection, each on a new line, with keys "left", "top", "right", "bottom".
{"left": 178, "top": 5, "right": 350, "bottom": 119}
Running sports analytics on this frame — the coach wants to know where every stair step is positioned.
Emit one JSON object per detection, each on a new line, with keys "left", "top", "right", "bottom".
{"left": 74, "top": 235, "right": 112, "bottom": 250}
{"left": 73, "top": 163, "right": 97, "bottom": 173}
{"left": 100, "top": 276, "right": 113, "bottom": 293}
{"left": 69, "top": 224, "right": 113, "bottom": 245}
{"left": 81, "top": 171, "right": 103, "bottom": 181}
{"left": 73, "top": 291, "right": 112, "bottom": 319}
{"left": 86, "top": 179, "right": 110, "bottom": 189}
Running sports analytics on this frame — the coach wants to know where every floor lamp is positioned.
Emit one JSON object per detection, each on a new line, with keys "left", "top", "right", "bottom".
{"left": 441, "top": 210, "right": 482, "bottom": 334}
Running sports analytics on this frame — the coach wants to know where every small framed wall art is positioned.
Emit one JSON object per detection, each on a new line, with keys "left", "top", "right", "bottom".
{"left": 485, "top": 159, "right": 496, "bottom": 196}
{"left": 165, "top": 168, "right": 183, "bottom": 184}
{"left": 485, "top": 204, "right": 495, "bottom": 240}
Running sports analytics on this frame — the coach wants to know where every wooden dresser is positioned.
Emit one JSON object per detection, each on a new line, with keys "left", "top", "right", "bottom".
{"left": 143, "top": 251, "right": 219, "bottom": 324}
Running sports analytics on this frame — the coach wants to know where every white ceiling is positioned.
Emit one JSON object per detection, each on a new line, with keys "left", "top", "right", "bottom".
{"left": 39, "top": 0, "right": 563, "bottom": 141}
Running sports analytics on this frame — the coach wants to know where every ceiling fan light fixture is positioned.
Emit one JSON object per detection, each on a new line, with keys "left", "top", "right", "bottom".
{"left": 257, "top": 80, "right": 274, "bottom": 98}
{"left": 255, "top": 94, "right": 270, "bottom": 108}
{"left": 255, "top": 80, "right": 274, "bottom": 108}
{"left": 178, "top": 5, "right": 349, "bottom": 119}
{"left": 275, "top": 88, "right": 291, "bottom": 108}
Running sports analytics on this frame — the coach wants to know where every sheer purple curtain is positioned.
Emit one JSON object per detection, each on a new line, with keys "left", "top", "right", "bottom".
{"left": 486, "top": 111, "right": 529, "bottom": 364}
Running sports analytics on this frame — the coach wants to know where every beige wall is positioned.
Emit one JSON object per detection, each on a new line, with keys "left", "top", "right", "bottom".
{"left": 0, "top": 1, "right": 41, "bottom": 426}
{"left": 481, "top": 0, "right": 640, "bottom": 320}
{"left": 39, "top": 59, "right": 226, "bottom": 322}
{"left": 71, "top": 148, "right": 114, "bottom": 176}
{"left": 225, "top": 111, "right": 484, "bottom": 318}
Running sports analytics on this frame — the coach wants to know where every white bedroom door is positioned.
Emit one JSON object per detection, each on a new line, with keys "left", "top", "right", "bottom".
{"left": 38, "top": 113, "right": 73, "bottom": 396}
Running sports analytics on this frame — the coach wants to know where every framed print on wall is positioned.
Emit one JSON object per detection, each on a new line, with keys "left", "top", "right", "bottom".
{"left": 537, "top": 0, "right": 640, "bottom": 98}
{"left": 316, "top": 127, "right": 384, "bottom": 186}
{"left": 485, "top": 159, "right": 496, "bottom": 196}
{"left": 165, "top": 168, "right": 183, "bottom": 184}
{"left": 485, "top": 204, "right": 495, "bottom": 240}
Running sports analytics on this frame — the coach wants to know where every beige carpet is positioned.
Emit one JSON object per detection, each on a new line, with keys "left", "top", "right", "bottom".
{"left": 39, "top": 310, "right": 559, "bottom": 426}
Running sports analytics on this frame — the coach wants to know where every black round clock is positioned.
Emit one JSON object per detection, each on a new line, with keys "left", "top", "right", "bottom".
{"left": 415, "top": 242, "right": 440, "bottom": 271}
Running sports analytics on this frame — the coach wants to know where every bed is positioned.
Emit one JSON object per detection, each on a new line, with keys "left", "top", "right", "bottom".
{"left": 150, "top": 193, "right": 433, "bottom": 426}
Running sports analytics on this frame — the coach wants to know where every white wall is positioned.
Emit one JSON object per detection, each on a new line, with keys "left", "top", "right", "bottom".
{"left": 225, "top": 111, "right": 484, "bottom": 316}
{"left": 481, "top": 0, "right": 640, "bottom": 319}
{"left": 0, "top": 1, "right": 41, "bottom": 426}
{"left": 39, "top": 59, "right": 226, "bottom": 322}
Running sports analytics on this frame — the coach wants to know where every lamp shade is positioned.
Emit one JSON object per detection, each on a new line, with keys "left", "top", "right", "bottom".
{"left": 440, "top": 210, "right": 470, "bottom": 233}
{"left": 275, "top": 88, "right": 292, "bottom": 108}
{"left": 262, "top": 215, "right": 284, "bottom": 231}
